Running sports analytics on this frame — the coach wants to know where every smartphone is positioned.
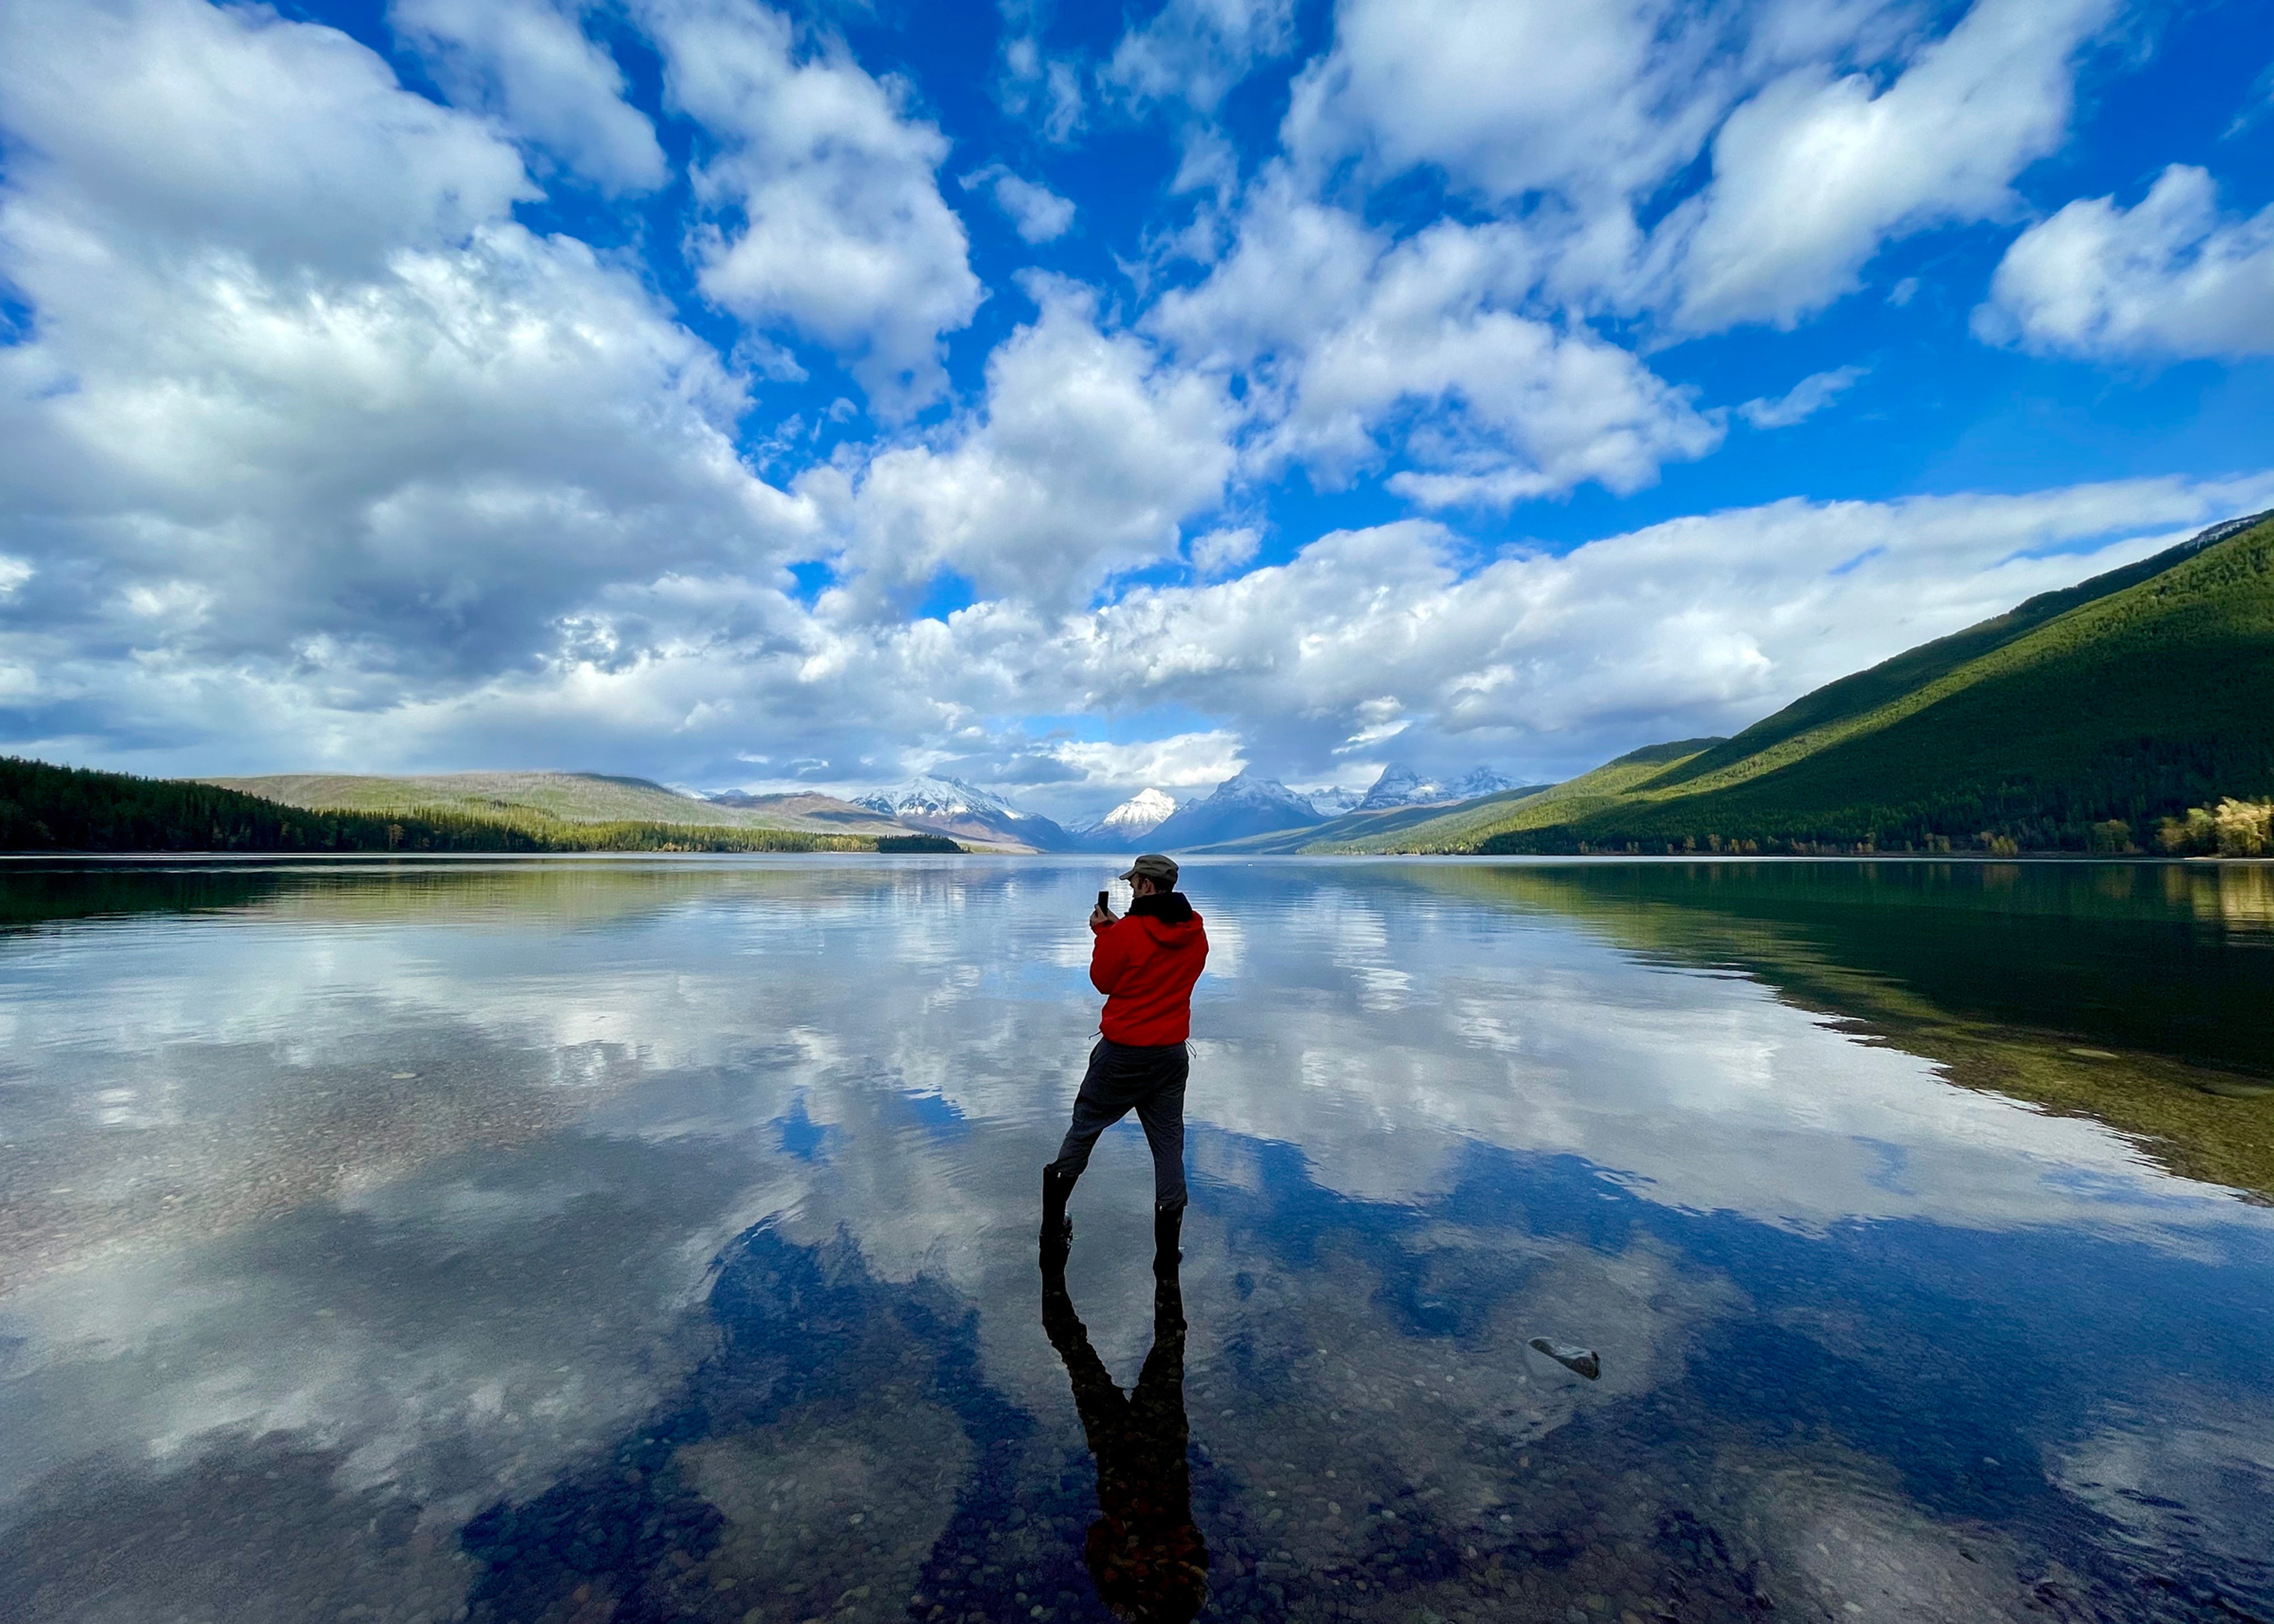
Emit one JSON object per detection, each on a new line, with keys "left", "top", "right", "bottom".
{"left": 1097, "top": 889, "right": 1111, "bottom": 913}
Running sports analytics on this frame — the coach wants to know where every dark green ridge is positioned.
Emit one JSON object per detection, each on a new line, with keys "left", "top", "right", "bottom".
{"left": 1645, "top": 508, "right": 2274, "bottom": 795}
{"left": 1601, "top": 738, "right": 1726, "bottom": 768}
{"left": 1477, "top": 512, "right": 2274, "bottom": 854}
{"left": 874, "top": 833, "right": 965, "bottom": 853}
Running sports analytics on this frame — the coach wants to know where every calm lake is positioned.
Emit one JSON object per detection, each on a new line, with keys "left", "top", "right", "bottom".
{"left": 2, "top": 855, "right": 2271, "bottom": 1624}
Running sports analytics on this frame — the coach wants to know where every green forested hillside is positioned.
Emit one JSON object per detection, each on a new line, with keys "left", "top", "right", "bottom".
{"left": 1647, "top": 509, "right": 2271, "bottom": 798}
{"left": 1457, "top": 513, "right": 2274, "bottom": 855}
{"left": 0, "top": 759, "right": 881, "bottom": 853}
{"left": 1307, "top": 512, "right": 2274, "bottom": 856}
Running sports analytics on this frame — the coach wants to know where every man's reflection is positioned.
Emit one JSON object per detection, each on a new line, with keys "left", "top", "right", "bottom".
{"left": 1040, "top": 1241, "right": 1208, "bottom": 1623}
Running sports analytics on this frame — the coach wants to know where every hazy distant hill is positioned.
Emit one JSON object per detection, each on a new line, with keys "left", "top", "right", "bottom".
{"left": 1450, "top": 511, "right": 2274, "bottom": 855}
{"left": 1148, "top": 771, "right": 1323, "bottom": 848}
{"left": 207, "top": 771, "right": 915, "bottom": 837}
{"left": 705, "top": 789, "right": 925, "bottom": 835}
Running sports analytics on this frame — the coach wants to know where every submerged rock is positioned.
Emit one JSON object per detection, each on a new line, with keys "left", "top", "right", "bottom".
{"left": 1528, "top": 1339, "right": 1601, "bottom": 1380}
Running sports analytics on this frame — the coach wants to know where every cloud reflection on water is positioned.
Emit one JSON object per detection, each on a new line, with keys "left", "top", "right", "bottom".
{"left": 1, "top": 857, "right": 2270, "bottom": 1623}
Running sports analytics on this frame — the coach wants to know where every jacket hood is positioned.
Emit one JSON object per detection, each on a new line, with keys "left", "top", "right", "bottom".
{"left": 1129, "top": 890, "right": 1194, "bottom": 922}
{"left": 1128, "top": 890, "right": 1202, "bottom": 940}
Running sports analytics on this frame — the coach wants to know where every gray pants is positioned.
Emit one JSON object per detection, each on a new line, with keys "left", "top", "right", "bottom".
{"left": 1049, "top": 1038, "right": 1189, "bottom": 1210}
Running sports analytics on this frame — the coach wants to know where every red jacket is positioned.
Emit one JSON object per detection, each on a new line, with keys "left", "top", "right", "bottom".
{"left": 1090, "top": 895, "right": 1208, "bottom": 1046}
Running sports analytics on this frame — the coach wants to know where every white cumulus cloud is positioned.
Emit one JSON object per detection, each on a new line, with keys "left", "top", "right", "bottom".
{"left": 1153, "top": 186, "right": 1722, "bottom": 504}
{"left": 0, "top": 0, "right": 534, "bottom": 278}
{"left": 959, "top": 163, "right": 1077, "bottom": 242}
{"left": 644, "top": 0, "right": 982, "bottom": 415}
{"left": 1282, "top": 0, "right": 1731, "bottom": 204}
{"left": 1189, "top": 526, "right": 1261, "bottom": 576}
{"left": 0, "top": 0, "right": 814, "bottom": 763}
{"left": 389, "top": 0, "right": 666, "bottom": 194}
{"left": 1103, "top": 0, "right": 1297, "bottom": 119}
{"left": 1280, "top": 0, "right": 2120, "bottom": 340}
{"left": 1041, "top": 731, "right": 1248, "bottom": 796}
{"left": 2, "top": 0, "right": 2266, "bottom": 810}
{"left": 806, "top": 279, "right": 1239, "bottom": 615}
{"left": 1649, "top": 0, "right": 2114, "bottom": 331}
{"left": 1976, "top": 164, "right": 2274, "bottom": 360}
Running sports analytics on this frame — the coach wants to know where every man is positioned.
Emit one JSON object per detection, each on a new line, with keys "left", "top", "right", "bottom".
{"left": 1042, "top": 852, "right": 1208, "bottom": 1271}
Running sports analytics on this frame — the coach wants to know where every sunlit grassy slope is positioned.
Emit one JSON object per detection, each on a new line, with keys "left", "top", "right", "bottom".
{"left": 205, "top": 772, "right": 907, "bottom": 836}
{"left": 2, "top": 758, "right": 872, "bottom": 853}
{"left": 1328, "top": 511, "right": 2274, "bottom": 855}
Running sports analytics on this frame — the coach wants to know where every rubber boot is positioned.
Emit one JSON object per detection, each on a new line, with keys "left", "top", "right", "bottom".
{"left": 1153, "top": 1201, "right": 1185, "bottom": 1277}
{"left": 1041, "top": 1165, "right": 1077, "bottom": 1258}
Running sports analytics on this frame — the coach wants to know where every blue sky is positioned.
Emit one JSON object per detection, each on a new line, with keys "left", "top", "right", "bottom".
{"left": 2, "top": 0, "right": 2271, "bottom": 820}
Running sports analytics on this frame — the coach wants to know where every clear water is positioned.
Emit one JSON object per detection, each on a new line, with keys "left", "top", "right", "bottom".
{"left": 2, "top": 855, "right": 2271, "bottom": 1624}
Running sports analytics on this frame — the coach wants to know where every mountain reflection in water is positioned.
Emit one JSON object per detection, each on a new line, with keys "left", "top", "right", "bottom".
{"left": 1, "top": 855, "right": 2270, "bottom": 1624}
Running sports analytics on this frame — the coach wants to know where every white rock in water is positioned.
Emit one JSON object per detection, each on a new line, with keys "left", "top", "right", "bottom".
{"left": 1528, "top": 1337, "right": 1601, "bottom": 1380}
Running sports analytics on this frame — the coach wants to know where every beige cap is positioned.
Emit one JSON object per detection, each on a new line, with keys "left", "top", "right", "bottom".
{"left": 1118, "top": 852, "right": 1179, "bottom": 886}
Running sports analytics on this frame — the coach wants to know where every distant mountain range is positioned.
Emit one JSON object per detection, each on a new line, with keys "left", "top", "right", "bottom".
{"left": 1146, "top": 771, "right": 1325, "bottom": 848}
{"left": 1355, "top": 765, "right": 1521, "bottom": 810}
{"left": 1190, "top": 786, "right": 1543, "bottom": 854}
{"left": 195, "top": 761, "right": 1533, "bottom": 856}
{"left": 205, "top": 771, "right": 917, "bottom": 837}
{"left": 1100, "top": 762, "right": 1529, "bottom": 851}
{"left": 852, "top": 775, "right": 1076, "bottom": 852}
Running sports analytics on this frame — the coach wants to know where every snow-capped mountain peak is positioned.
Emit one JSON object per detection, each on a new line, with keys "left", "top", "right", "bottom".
{"left": 1446, "top": 767, "right": 1520, "bottom": 800}
{"left": 1205, "top": 770, "right": 1317, "bottom": 815}
{"left": 855, "top": 774, "right": 1016, "bottom": 819}
{"left": 849, "top": 775, "right": 1077, "bottom": 851}
{"left": 1094, "top": 787, "right": 1178, "bottom": 836}
{"left": 1357, "top": 764, "right": 1521, "bottom": 811}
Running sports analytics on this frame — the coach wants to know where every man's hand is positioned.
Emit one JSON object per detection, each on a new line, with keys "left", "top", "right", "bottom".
{"left": 1090, "top": 903, "right": 1115, "bottom": 929}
